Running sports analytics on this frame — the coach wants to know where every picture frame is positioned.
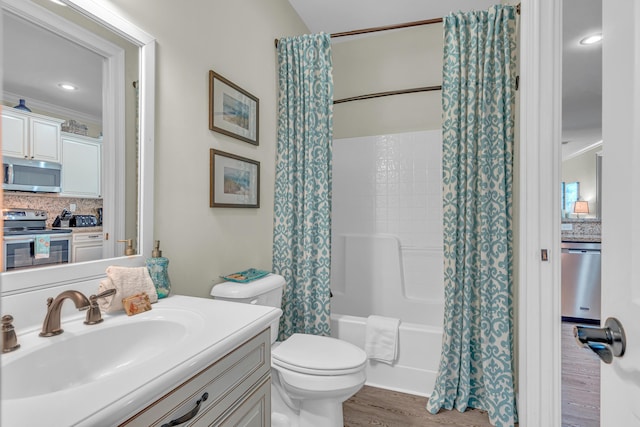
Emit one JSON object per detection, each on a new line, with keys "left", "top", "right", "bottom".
{"left": 210, "top": 149, "right": 260, "bottom": 208}
{"left": 209, "top": 70, "right": 259, "bottom": 145}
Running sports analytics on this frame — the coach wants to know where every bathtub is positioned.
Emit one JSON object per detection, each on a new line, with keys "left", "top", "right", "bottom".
{"left": 329, "top": 234, "right": 445, "bottom": 397}
{"left": 330, "top": 313, "right": 442, "bottom": 397}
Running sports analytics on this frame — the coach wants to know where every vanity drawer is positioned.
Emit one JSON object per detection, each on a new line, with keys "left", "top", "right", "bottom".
{"left": 214, "top": 376, "right": 271, "bottom": 427}
{"left": 120, "top": 328, "right": 270, "bottom": 427}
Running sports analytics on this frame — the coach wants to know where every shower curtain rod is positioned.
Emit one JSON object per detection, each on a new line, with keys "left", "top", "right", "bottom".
{"left": 275, "top": 4, "right": 520, "bottom": 104}
{"left": 274, "top": 4, "right": 520, "bottom": 47}
{"left": 333, "top": 85, "right": 441, "bottom": 104}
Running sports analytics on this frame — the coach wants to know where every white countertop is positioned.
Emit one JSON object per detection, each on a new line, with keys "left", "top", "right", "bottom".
{"left": 0, "top": 295, "right": 281, "bottom": 426}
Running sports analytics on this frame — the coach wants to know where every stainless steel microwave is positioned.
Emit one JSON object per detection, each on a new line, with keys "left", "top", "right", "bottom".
{"left": 3, "top": 156, "right": 62, "bottom": 193}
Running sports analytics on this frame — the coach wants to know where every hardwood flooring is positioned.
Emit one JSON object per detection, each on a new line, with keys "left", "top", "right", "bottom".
{"left": 561, "top": 321, "right": 600, "bottom": 427}
{"left": 343, "top": 322, "right": 600, "bottom": 426}
{"left": 343, "top": 386, "right": 497, "bottom": 427}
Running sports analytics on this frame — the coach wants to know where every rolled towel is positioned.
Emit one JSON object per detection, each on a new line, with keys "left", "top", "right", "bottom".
{"left": 98, "top": 266, "right": 158, "bottom": 313}
{"left": 364, "top": 315, "right": 400, "bottom": 365}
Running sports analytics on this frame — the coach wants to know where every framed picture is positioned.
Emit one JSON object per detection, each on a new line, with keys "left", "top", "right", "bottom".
{"left": 210, "top": 149, "right": 260, "bottom": 208}
{"left": 209, "top": 70, "right": 259, "bottom": 145}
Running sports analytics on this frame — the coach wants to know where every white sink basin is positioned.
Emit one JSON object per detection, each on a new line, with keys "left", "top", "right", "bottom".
{"left": 1, "top": 295, "right": 281, "bottom": 427}
{"left": 3, "top": 318, "right": 190, "bottom": 399}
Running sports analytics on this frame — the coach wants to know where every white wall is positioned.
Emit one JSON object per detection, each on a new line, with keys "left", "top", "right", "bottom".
{"left": 104, "top": 0, "right": 309, "bottom": 297}
{"left": 332, "top": 24, "right": 443, "bottom": 139}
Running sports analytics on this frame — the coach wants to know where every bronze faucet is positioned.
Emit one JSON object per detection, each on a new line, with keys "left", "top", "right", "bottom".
{"left": 84, "top": 288, "right": 117, "bottom": 325}
{"left": 2, "top": 315, "right": 20, "bottom": 353}
{"left": 40, "top": 290, "right": 91, "bottom": 337}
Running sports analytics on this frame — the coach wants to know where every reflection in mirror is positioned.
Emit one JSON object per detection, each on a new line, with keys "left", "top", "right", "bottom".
{"left": 561, "top": 145, "right": 601, "bottom": 219}
{"left": 1, "top": 0, "right": 155, "bottom": 295}
{"left": 2, "top": 0, "right": 138, "bottom": 262}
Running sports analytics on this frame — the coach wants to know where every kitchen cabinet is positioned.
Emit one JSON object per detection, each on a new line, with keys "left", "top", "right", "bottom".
{"left": 120, "top": 328, "right": 271, "bottom": 427}
{"left": 71, "top": 232, "right": 104, "bottom": 263}
{"left": 61, "top": 132, "right": 102, "bottom": 198}
{"left": 1, "top": 109, "right": 64, "bottom": 162}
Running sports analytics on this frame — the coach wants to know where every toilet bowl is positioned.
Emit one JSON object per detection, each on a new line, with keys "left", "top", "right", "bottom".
{"left": 211, "top": 274, "right": 367, "bottom": 427}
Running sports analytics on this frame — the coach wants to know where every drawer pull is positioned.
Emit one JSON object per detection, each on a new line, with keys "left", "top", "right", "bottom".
{"left": 161, "top": 392, "right": 208, "bottom": 426}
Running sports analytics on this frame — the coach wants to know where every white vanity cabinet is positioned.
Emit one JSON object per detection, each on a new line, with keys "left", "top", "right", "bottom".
{"left": 120, "top": 328, "right": 271, "bottom": 427}
{"left": 71, "top": 232, "right": 104, "bottom": 262}
{"left": 61, "top": 133, "right": 102, "bottom": 198}
{"left": 1, "top": 109, "right": 64, "bottom": 162}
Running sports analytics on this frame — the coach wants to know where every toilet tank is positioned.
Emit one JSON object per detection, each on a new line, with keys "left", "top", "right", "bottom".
{"left": 211, "top": 274, "right": 285, "bottom": 343}
{"left": 210, "top": 274, "right": 285, "bottom": 307}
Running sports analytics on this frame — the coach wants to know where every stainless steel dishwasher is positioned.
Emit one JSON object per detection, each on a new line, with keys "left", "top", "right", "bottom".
{"left": 561, "top": 241, "right": 601, "bottom": 323}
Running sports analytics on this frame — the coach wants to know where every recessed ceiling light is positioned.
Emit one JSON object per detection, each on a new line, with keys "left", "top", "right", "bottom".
{"left": 58, "top": 83, "right": 78, "bottom": 91}
{"left": 50, "top": 0, "right": 66, "bottom": 5}
{"left": 580, "top": 33, "right": 602, "bottom": 45}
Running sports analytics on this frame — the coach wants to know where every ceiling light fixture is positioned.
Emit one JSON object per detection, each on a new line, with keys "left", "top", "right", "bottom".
{"left": 50, "top": 0, "right": 67, "bottom": 5}
{"left": 580, "top": 33, "right": 602, "bottom": 45}
{"left": 58, "top": 83, "right": 78, "bottom": 91}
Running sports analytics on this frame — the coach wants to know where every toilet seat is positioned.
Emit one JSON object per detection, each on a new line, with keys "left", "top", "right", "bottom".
{"left": 272, "top": 333, "right": 367, "bottom": 376}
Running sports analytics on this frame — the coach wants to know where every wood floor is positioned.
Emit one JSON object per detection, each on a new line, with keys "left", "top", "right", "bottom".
{"left": 561, "top": 321, "right": 601, "bottom": 427}
{"left": 342, "top": 322, "right": 600, "bottom": 426}
{"left": 343, "top": 385, "right": 497, "bottom": 427}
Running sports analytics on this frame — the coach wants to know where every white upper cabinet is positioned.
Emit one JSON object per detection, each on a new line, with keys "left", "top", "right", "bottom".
{"left": 1, "top": 108, "right": 64, "bottom": 162}
{"left": 61, "top": 132, "right": 102, "bottom": 198}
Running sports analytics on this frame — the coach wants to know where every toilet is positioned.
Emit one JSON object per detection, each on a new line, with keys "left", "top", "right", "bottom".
{"left": 211, "top": 274, "right": 367, "bottom": 427}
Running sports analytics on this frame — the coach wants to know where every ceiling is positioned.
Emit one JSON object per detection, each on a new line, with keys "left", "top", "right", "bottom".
{"left": 2, "top": 10, "right": 103, "bottom": 122}
{"left": 3, "top": 0, "right": 602, "bottom": 159}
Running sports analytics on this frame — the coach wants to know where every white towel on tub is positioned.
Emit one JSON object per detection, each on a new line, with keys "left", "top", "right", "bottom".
{"left": 365, "top": 315, "right": 400, "bottom": 364}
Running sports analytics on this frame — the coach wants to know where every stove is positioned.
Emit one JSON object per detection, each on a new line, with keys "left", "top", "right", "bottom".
{"left": 2, "top": 208, "right": 72, "bottom": 271}
{"left": 3, "top": 208, "right": 72, "bottom": 236}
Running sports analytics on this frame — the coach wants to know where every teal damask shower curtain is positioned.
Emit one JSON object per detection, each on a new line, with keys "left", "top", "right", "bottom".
{"left": 426, "top": 5, "right": 518, "bottom": 427}
{"left": 273, "top": 33, "right": 334, "bottom": 341}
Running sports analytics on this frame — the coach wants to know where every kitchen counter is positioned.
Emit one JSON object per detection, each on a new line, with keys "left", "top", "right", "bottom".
{"left": 51, "top": 226, "right": 103, "bottom": 233}
{"left": 561, "top": 236, "right": 601, "bottom": 243}
{"left": 70, "top": 226, "right": 103, "bottom": 233}
{"left": 1, "top": 295, "right": 281, "bottom": 426}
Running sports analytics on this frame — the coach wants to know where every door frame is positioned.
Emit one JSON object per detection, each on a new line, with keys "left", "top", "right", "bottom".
{"left": 518, "top": 0, "right": 564, "bottom": 426}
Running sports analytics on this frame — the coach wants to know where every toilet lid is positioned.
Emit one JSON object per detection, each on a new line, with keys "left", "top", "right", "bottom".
{"left": 272, "top": 334, "right": 367, "bottom": 376}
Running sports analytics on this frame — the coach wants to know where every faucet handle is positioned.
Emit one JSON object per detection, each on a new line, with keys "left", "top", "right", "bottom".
{"left": 2, "top": 315, "right": 21, "bottom": 353}
{"left": 84, "top": 288, "right": 117, "bottom": 325}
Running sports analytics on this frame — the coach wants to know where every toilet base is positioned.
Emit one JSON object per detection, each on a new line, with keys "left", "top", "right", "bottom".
{"left": 271, "top": 383, "right": 346, "bottom": 427}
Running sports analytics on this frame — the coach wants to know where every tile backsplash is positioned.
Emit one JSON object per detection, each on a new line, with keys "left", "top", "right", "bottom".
{"left": 4, "top": 192, "right": 102, "bottom": 227}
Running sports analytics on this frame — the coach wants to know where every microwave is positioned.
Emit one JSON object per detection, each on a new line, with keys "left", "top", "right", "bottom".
{"left": 3, "top": 156, "right": 62, "bottom": 193}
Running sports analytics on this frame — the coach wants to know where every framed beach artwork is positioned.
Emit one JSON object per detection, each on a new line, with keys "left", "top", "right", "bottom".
{"left": 209, "top": 70, "right": 259, "bottom": 145}
{"left": 210, "top": 149, "right": 260, "bottom": 208}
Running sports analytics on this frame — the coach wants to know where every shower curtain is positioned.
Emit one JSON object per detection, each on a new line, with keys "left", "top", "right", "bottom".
{"left": 426, "top": 5, "right": 518, "bottom": 427}
{"left": 273, "top": 33, "right": 334, "bottom": 341}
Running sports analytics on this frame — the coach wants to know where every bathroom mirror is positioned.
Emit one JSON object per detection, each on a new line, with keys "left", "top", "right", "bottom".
{"left": 1, "top": 0, "right": 155, "bottom": 295}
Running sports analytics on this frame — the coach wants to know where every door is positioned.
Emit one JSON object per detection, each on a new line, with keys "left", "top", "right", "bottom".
{"left": 600, "top": 0, "right": 640, "bottom": 424}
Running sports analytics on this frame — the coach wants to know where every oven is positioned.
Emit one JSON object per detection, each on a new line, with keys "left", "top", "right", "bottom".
{"left": 3, "top": 233, "right": 72, "bottom": 271}
{"left": 2, "top": 208, "right": 72, "bottom": 272}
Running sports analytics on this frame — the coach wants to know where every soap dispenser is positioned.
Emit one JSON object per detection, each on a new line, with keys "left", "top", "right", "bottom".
{"left": 146, "top": 240, "right": 171, "bottom": 298}
{"left": 117, "top": 239, "right": 136, "bottom": 256}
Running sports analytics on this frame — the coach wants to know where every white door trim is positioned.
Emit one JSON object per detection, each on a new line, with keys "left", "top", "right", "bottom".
{"left": 518, "top": 1, "right": 563, "bottom": 426}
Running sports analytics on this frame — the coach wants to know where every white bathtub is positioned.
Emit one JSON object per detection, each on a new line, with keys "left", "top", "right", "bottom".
{"left": 330, "top": 313, "right": 442, "bottom": 397}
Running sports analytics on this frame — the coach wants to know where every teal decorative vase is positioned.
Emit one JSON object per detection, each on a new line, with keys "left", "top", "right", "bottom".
{"left": 146, "top": 257, "right": 171, "bottom": 298}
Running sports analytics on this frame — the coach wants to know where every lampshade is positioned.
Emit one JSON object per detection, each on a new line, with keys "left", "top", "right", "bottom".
{"left": 573, "top": 201, "right": 590, "bottom": 214}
